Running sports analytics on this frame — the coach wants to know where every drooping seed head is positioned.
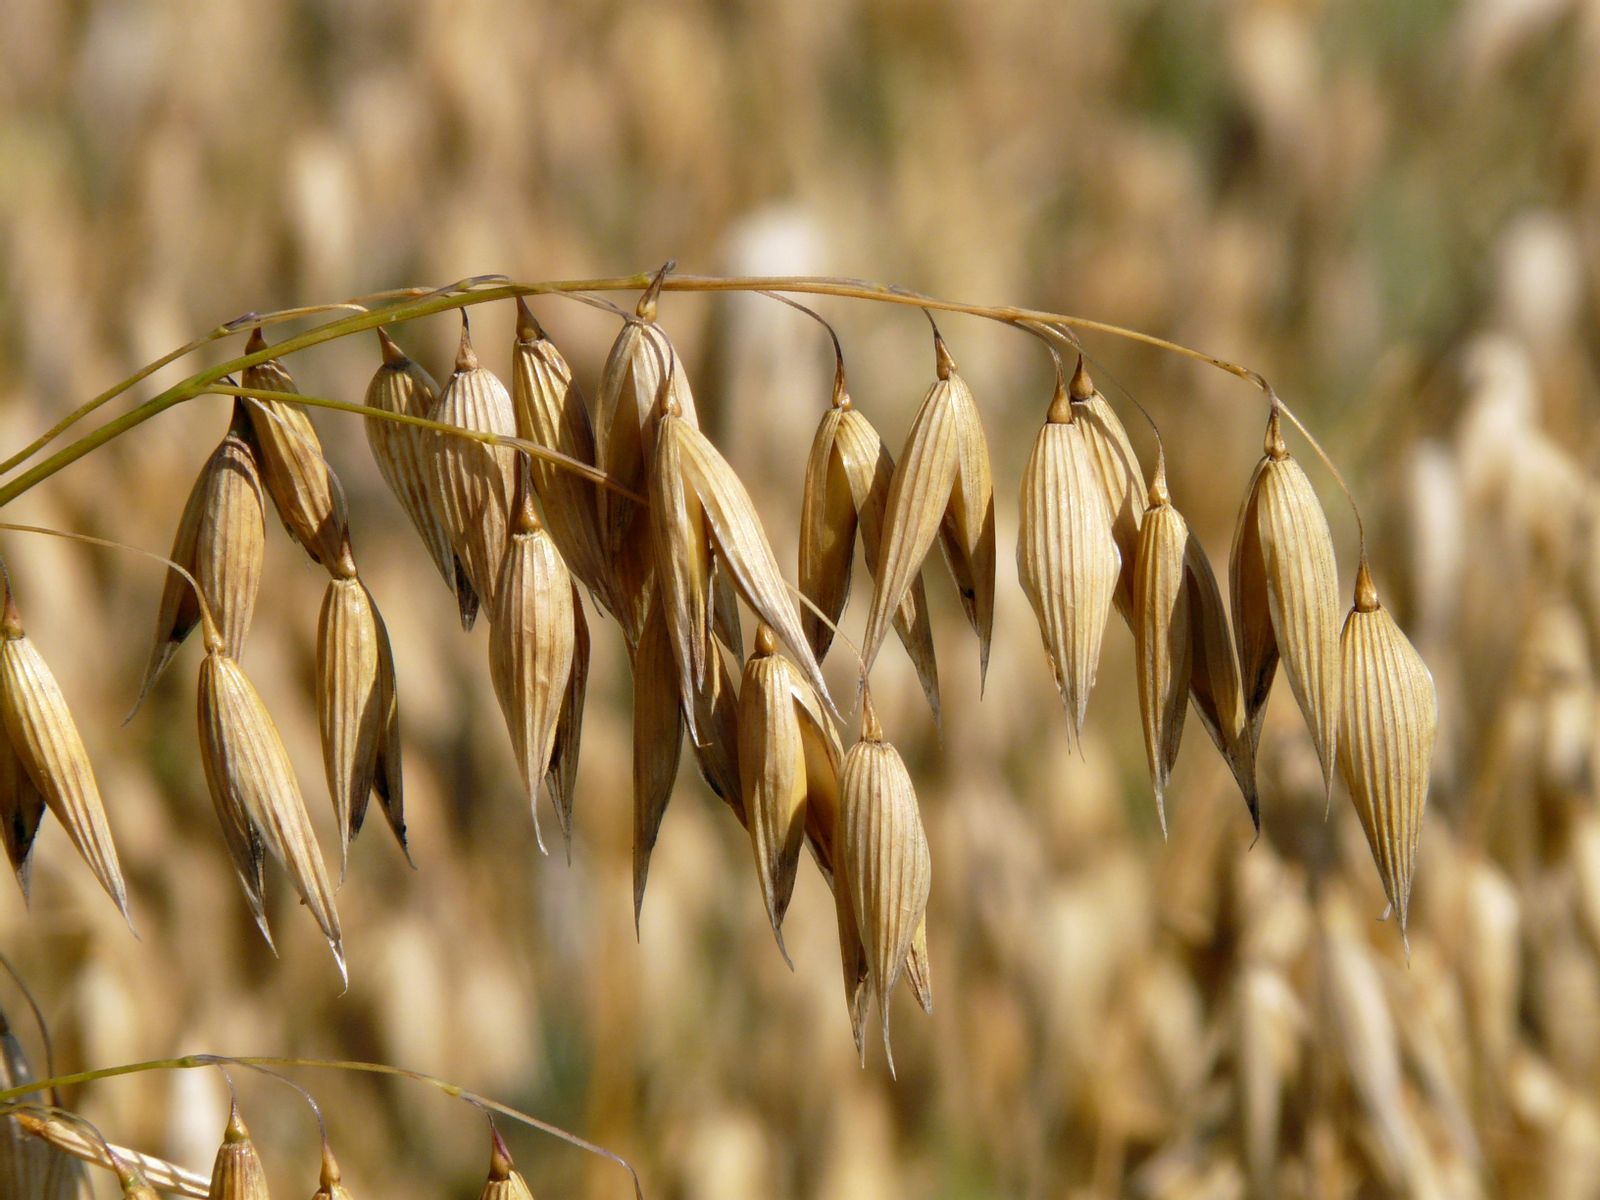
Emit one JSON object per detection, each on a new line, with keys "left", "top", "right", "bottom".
{"left": 631, "top": 593, "right": 684, "bottom": 933}
{"left": 1068, "top": 357, "right": 1146, "bottom": 622}
{"left": 1017, "top": 375, "right": 1121, "bottom": 747}
{"left": 242, "top": 327, "right": 352, "bottom": 572}
{"left": 543, "top": 584, "right": 589, "bottom": 858}
{"left": 1181, "top": 536, "right": 1259, "bottom": 830}
{"left": 0, "top": 586, "right": 130, "bottom": 922}
{"left": 1337, "top": 560, "right": 1437, "bottom": 948}
{"left": 1132, "top": 468, "right": 1193, "bottom": 836}
{"left": 427, "top": 315, "right": 519, "bottom": 621}
{"left": 316, "top": 575, "right": 387, "bottom": 876}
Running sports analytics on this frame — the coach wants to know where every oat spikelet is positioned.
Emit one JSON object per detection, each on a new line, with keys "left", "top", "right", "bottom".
{"left": 137, "top": 402, "right": 265, "bottom": 705}
{"left": 1017, "top": 375, "right": 1121, "bottom": 746}
{"left": 631, "top": 593, "right": 683, "bottom": 931}
{"left": 0, "top": 587, "right": 129, "bottom": 921}
{"left": 1182, "top": 537, "right": 1259, "bottom": 830}
{"left": 311, "top": 1142, "right": 354, "bottom": 1200}
{"left": 686, "top": 643, "right": 745, "bottom": 824}
{"left": 316, "top": 572, "right": 389, "bottom": 876}
{"left": 1338, "top": 560, "right": 1437, "bottom": 945}
{"left": 801, "top": 387, "right": 940, "bottom": 718}
{"left": 1133, "top": 465, "right": 1192, "bottom": 836}
{"left": 510, "top": 301, "right": 613, "bottom": 613}
{"left": 666, "top": 416, "right": 839, "bottom": 721}
{"left": 428, "top": 316, "right": 518, "bottom": 621}
{"left": 862, "top": 334, "right": 994, "bottom": 685}
{"left": 368, "top": 600, "right": 408, "bottom": 863}
{"left": 1, "top": 1011, "right": 91, "bottom": 1200}
{"left": 830, "top": 840, "right": 872, "bottom": 1062}
{"left": 199, "top": 648, "right": 344, "bottom": 981}
{"left": 364, "top": 329, "right": 465, "bottom": 617}
{"left": 905, "top": 915, "right": 933, "bottom": 1014}
{"left": 0, "top": 722, "right": 44, "bottom": 900}
{"left": 242, "top": 327, "right": 351, "bottom": 572}
{"left": 839, "top": 691, "right": 931, "bottom": 1075}
{"left": 650, "top": 408, "right": 717, "bottom": 744}
{"left": 1243, "top": 408, "right": 1342, "bottom": 793}
{"left": 478, "top": 1129, "right": 536, "bottom": 1200}
{"left": 206, "top": 1105, "right": 270, "bottom": 1200}
{"left": 545, "top": 584, "right": 589, "bottom": 858}
{"left": 1068, "top": 357, "right": 1145, "bottom": 621}
{"left": 490, "top": 491, "right": 576, "bottom": 854}
{"left": 5, "top": 1108, "right": 206, "bottom": 1199}
{"left": 739, "top": 625, "right": 842, "bottom": 964}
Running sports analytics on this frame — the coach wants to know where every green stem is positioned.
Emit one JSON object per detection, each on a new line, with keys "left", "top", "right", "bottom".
{"left": 0, "top": 271, "right": 1273, "bottom": 509}
{"left": 0, "top": 1054, "right": 644, "bottom": 1199}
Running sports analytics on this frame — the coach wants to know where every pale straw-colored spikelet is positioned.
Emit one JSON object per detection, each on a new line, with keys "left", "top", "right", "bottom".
{"left": 0, "top": 585, "right": 130, "bottom": 921}
{"left": 241, "top": 327, "right": 351, "bottom": 572}
{"left": 666, "top": 415, "right": 839, "bottom": 722}
{"left": 905, "top": 915, "right": 933, "bottom": 1014}
{"left": 0, "top": 721, "right": 45, "bottom": 899}
{"left": 198, "top": 646, "right": 344, "bottom": 980}
{"left": 1016, "top": 371, "right": 1121, "bottom": 747}
{"left": 686, "top": 643, "right": 745, "bottom": 823}
{"left": 1, "top": 1011, "right": 90, "bottom": 1200}
{"left": 206, "top": 1105, "right": 270, "bottom": 1200}
{"left": 363, "top": 329, "right": 465, "bottom": 618}
{"left": 368, "top": 600, "right": 407, "bottom": 862}
{"left": 477, "top": 1129, "right": 536, "bottom": 1200}
{"left": 509, "top": 300, "right": 613, "bottom": 612}
{"left": 1133, "top": 463, "right": 1192, "bottom": 836}
{"left": 1068, "top": 357, "right": 1146, "bottom": 621}
{"left": 1337, "top": 559, "right": 1438, "bottom": 945}
{"left": 839, "top": 691, "right": 931, "bottom": 1075}
{"left": 544, "top": 584, "right": 589, "bottom": 857}
{"left": 5, "top": 1109, "right": 205, "bottom": 1199}
{"left": 827, "top": 820, "right": 872, "bottom": 1062}
{"left": 310, "top": 1143, "right": 355, "bottom": 1200}
{"left": 1182, "top": 537, "right": 1259, "bottom": 831}
{"left": 710, "top": 558, "right": 743, "bottom": 656}
{"left": 1234, "top": 406, "right": 1341, "bottom": 794}
{"left": 631, "top": 593, "right": 684, "bottom": 931}
{"left": 738, "top": 624, "right": 843, "bottom": 964}
{"left": 800, "top": 380, "right": 940, "bottom": 718}
{"left": 861, "top": 333, "right": 993, "bottom": 685}
{"left": 316, "top": 571, "right": 391, "bottom": 876}
{"left": 490, "top": 488, "right": 576, "bottom": 854}
{"left": 649, "top": 407, "right": 717, "bottom": 744}
{"left": 428, "top": 316, "right": 519, "bottom": 620}
{"left": 136, "top": 401, "right": 265, "bottom": 707}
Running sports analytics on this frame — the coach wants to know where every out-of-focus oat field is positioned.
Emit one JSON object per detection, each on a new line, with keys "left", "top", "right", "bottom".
{"left": 4, "top": 2, "right": 1600, "bottom": 1197}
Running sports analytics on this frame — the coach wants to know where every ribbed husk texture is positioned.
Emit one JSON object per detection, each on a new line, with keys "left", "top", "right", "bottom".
{"left": 428, "top": 321, "right": 518, "bottom": 623}
{"left": 0, "top": 590, "right": 129, "bottom": 920}
{"left": 861, "top": 335, "right": 994, "bottom": 687}
{"left": 1017, "top": 383, "right": 1121, "bottom": 747}
{"left": 478, "top": 1132, "right": 535, "bottom": 1200}
{"left": 1232, "top": 408, "right": 1341, "bottom": 794}
{"left": 490, "top": 497, "right": 577, "bottom": 855}
{"left": 1338, "top": 563, "right": 1438, "bottom": 944}
{"left": 1133, "top": 476, "right": 1192, "bottom": 835}
{"left": 801, "top": 390, "right": 941, "bottom": 719}
{"left": 198, "top": 650, "right": 344, "bottom": 981}
{"left": 206, "top": 1107, "right": 270, "bottom": 1200}
{"left": 242, "top": 328, "right": 350, "bottom": 573}
{"left": 363, "top": 329, "right": 463, "bottom": 615}
{"left": 839, "top": 696, "right": 931, "bottom": 1075}
{"left": 1068, "top": 359, "right": 1146, "bottom": 621}
{"left": 137, "top": 401, "right": 265, "bottom": 706}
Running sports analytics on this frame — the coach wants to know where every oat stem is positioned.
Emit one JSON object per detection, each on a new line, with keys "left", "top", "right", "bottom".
{"left": 0, "top": 272, "right": 1273, "bottom": 509}
{"left": 0, "top": 1054, "right": 645, "bottom": 1199}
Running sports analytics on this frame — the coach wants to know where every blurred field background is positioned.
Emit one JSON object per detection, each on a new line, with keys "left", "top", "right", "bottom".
{"left": 3, "top": 1, "right": 1600, "bottom": 1197}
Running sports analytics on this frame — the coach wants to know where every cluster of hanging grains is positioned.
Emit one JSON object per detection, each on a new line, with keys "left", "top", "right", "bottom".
{"left": 0, "top": 275, "right": 1439, "bottom": 1054}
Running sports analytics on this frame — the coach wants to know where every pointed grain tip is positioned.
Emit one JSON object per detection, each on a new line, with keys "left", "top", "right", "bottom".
{"left": 932, "top": 328, "right": 955, "bottom": 379}
{"left": 515, "top": 296, "right": 543, "bottom": 342}
{"left": 1046, "top": 375, "right": 1074, "bottom": 424}
{"left": 245, "top": 326, "right": 268, "bottom": 355}
{"left": 1263, "top": 406, "right": 1287, "bottom": 459}
{"left": 377, "top": 327, "right": 407, "bottom": 364}
{"left": 455, "top": 314, "right": 479, "bottom": 372}
{"left": 1354, "top": 556, "right": 1379, "bottom": 612}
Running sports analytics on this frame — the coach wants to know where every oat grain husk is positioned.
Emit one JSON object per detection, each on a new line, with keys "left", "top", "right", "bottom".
{"left": 206, "top": 1106, "right": 270, "bottom": 1200}
{"left": 199, "top": 648, "right": 344, "bottom": 980}
{"left": 316, "top": 573, "right": 388, "bottom": 876}
{"left": 478, "top": 1129, "right": 536, "bottom": 1200}
{"left": 1182, "top": 535, "right": 1259, "bottom": 829}
{"left": 632, "top": 593, "right": 683, "bottom": 931}
{"left": 1338, "top": 561, "right": 1437, "bottom": 945}
{"left": 0, "top": 721, "right": 44, "bottom": 900}
{"left": 839, "top": 693, "right": 931, "bottom": 1074}
{"left": 490, "top": 491, "right": 576, "bottom": 854}
{"left": 242, "top": 327, "right": 351, "bottom": 572}
{"left": 428, "top": 317, "right": 519, "bottom": 620}
{"left": 1133, "top": 468, "right": 1192, "bottom": 836}
{"left": 0, "top": 588, "right": 129, "bottom": 921}
{"left": 136, "top": 402, "right": 265, "bottom": 707}
{"left": 1017, "top": 376, "right": 1121, "bottom": 746}
{"left": 1069, "top": 358, "right": 1146, "bottom": 621}
{"left": 650, "top": 409, "right": 717, "bottom": 745}
{"left": 544, "top": 583, "right": 589, "bottom": 857}
{"left": 311, "top": 1143, "right": 355, "bottom": 1200}
{"left": 364, "top": 329, "right": 465, "bottom": 616}
{"left": 801, "top": 392, "right": 940, "bottom": 718}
